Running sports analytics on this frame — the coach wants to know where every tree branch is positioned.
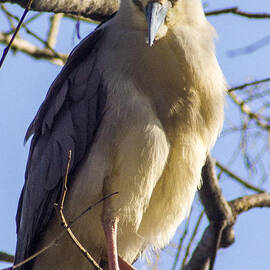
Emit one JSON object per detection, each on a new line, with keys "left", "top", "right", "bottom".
{"left": 216, "top": 161, "right": 266, "bottom": 194}
{"left": 183, "top": 156, "right": 270, "bottom": 270}
{"left": 183, "top": 156, "right": 235, "bottom": 270}
{"left": 205, "top": 7, "right": 270, "bottom": 19}
{"left": 54, "top": 150, "right": 102, "bottom": 270}
{"left": 0, "top": 0, "right": 119, "bottom": 21}
{"left": 0, "top": 252, "right": 14, "bottom": 263}
{"left": 2, "top": 1, "right": 270, "bottom": 21}
{"left": 47, "top": 13, "right": 63, "bottom": 48}
{"left": 230, "top": 193, "right": 270, "bottom": 215}
{"left": 229, "top": 77, "right": 270, "bottom": 92}
{"left": 228, "top": 91, "right": 270, "bottom": 130}
{"left": 0, "top": 32, "right": 67, "bottom": 65}
{"left": 0, "top": 0, "right": 33, "bottom": 68}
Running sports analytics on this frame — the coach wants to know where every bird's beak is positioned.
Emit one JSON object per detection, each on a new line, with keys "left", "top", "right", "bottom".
{"left": 145, "top": 1, "right": 170, "bottom": 47}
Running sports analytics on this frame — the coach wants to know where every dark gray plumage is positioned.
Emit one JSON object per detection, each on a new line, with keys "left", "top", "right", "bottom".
{"left": 15, "top": 27, "right": 107, "bottom": 269}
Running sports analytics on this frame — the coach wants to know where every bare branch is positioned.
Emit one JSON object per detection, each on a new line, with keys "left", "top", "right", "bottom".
{"left": 0, "top": 33, "right": 67, "bottom": 65}
{"left": 2, "top": 1, "right": 270, "bottom": 21}
{"left": 0, "top": 252, "right": 14, "bottom": 263}
{"left": 228, "top": 91, "right": 270, "bottom": 130}
{"left": 172, "top": 214, "right": 191, "bottom": 270}
{"left": 205, "top": 7, "right": 270, "bottom": 19}
{"left": 0, "top": 0, "right": 34, "bottom": 68}
{"left": 47, "top": 13, "right": 63, "bottom": 48}
{"left": 0, "top": 0, "right": 119, "bottom": 21}
{"left": 229, "top": 77, "right": 270, "bottom": 92}
{"left": 181, "top": 211, "right": 204, "bottom": 268}
{"left": 216, "top": 161, "right": 266, "bottom": 194}
{"left": 183, "top": 156, "right": 235, "bottom": 270}
{"left": 54, "top": 150, "right": 103, "bottom": 270}
{"left": 228, "top": 35, "right": 270, "bottom": 57}
{"left": 200, "top": 157, "right": 234, "bottom": 225}
{"left": 230, "top": 193, "right": 270, "bottom": 215}
{"left": 183, "top": 156, "right": 270, "bottom": 270}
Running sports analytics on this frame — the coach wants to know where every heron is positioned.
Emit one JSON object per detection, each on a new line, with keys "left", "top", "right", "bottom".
{"left": 14, "top": 0, "right": 226, "bottom": 269}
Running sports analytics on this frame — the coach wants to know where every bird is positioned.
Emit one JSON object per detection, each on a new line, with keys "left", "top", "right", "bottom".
{"left": 14, "top": 0, "right": 226, "bottom": 269}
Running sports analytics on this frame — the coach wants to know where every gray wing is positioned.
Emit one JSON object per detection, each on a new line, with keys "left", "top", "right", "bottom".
{"left": 15, "top": 27, "right": 107, "bottom": 269}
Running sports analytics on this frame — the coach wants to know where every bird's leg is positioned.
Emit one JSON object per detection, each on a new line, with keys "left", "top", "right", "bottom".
{"left": 102, "top": 216, "right": 137, "bottom": 270}
{"left": 102, "top": 176, "right": 121, "bottom": 270}
{"left": 102, "top": 176, "right": 137, "bottom": 270}
{"left": 102, "top": 216, "right": 120, "bottom": 270}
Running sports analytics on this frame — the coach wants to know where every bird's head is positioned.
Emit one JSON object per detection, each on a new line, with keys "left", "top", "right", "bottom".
{"left": 119, "top": 0, "right": 206, "bottom": 46}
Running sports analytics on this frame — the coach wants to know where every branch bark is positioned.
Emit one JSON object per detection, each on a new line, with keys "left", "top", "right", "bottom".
{"left": 0, "top": 0, "right": 119, "bottom": 21}
{"left": 0, "top": 252, "right": 14, "bottom": 263}
{"left": 0, "top": 32, "right": 67, "bottom": 65}
{"left": 54, "top": 150, "right": 102, "bottom": 270}
{"left": 2, "top": 1, "right": 270, "bottom": 21}
{"left": 183, "top": 156, "right": 270, "bottom": 270}
{"left": 205, "top": 7, "right": 270, "bottom": 19}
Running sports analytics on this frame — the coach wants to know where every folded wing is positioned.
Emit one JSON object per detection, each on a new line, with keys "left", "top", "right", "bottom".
{"left": 15, "top": 27, "right": 107, "bottom": 269}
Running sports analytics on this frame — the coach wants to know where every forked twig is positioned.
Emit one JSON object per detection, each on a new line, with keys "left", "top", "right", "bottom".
{"left": 7, "top": 151, "right": 118, "bottom": 270}
{"left": 0, "top": 0, "right": 34, "bottom": 68}
{"left": 171, "top": 211, "right": 192, "bottom": 270}
{"left": 54, "top": 150, "right": 103, "bottom": 270}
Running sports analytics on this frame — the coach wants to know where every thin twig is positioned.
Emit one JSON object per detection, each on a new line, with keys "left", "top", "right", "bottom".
{"left": 0, "top": 0, "right": 34, "bottom": 68}
{"left": 1, "top": 4, "right": 16, "bottom": 32}
{"left": 228, "top": 91, "right": 270, "bottom": 130}
{"left": 12, "top": 241, "right": 57, "bottom": 269}
{"left": 229, "top": 78, "right": 270, "bottom": 92}
{"left": 228, "top": 35, "right": 270, "bottom": 57}
{"left": 54, "top": 150, "right": 103, "bottom": 270}
{"left": 1, "top": 6, "right": 42, "bottom": 28}
{"left": 0, "top": 252, "right": 14, "bottom": 263}
{"left": 0, "top": 4, "right": 63, "bottom": 62}
{"left": 216, "top": 161, "right": 266, "bottom": 193}
{"left": 205, "top": 7, "right": 270, "bottom": 19}
{"left": 181, "top": 211, "right": 204, "bottom": 269}
{"left": 10, "top": 150, "right": 117, "bottom": 270}
{"left": 171, "top": 210, "right": 192, "bottom": 270}
{"left": 0, "top": 33, "right": 67, "bottom": 65}
{"left": 47, "top": 13, "right": 63, "bottom": 48}
{"left": 10, "top": 196, "right": 118, "bottom": 269}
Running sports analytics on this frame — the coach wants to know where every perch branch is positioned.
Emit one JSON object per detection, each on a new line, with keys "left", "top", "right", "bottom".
{"left": 230, "top": 193, "right": 270, "bottom": 215}
{"left": 183, "top": 156, "right": 270, "bottom": 270}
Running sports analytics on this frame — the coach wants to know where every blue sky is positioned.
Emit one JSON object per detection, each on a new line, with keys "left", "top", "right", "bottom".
{"left": 0, "top": 1, "right": 270, "bottom": 269}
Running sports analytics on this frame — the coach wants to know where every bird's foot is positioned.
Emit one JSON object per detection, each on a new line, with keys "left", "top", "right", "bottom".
{"left": 118, "top": 256, "right": 137, "bottom": 270}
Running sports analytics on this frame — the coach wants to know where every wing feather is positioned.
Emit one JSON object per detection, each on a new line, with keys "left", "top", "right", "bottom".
{"left": 15, "top": 27, "right": 107, "bottom": 269}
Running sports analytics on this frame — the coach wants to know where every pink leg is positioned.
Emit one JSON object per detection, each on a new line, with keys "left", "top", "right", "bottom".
{"left": 102, "top": 217, "right": 137, "bottom": 270}
{"left": 103, "top": 217, "right": 120, "bottom": 270}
